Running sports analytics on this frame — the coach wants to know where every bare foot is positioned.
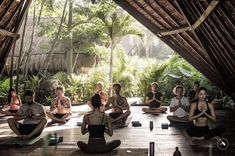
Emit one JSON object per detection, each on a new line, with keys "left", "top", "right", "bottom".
{"left": 192, "top": 136, "right": 205, "bottom": 140}
{"left": 60, "top": 119, "right": 67, "bottom": 123}
{"left": 18, "top": 135, "right": 28, "bottom": 140}
{"left": 17, "top": 134, "right": 23, "bottom": 139}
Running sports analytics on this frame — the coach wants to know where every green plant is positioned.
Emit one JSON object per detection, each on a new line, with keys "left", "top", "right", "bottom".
{"left": 0, "top": 78, "right": 10, "bottom": 97}
{"left": 223, "top": 96, "right": 233, "bottom": 105}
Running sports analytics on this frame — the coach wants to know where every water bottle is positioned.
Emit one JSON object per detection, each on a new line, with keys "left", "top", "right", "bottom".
{"left": 149, "top": 142, "right": 155, "bottom": 156}
{"left": 173, "top": 147, "right": 182, "bottom": 156}
{"left": 150, "top": 121, "right": 153, "bottom": 131}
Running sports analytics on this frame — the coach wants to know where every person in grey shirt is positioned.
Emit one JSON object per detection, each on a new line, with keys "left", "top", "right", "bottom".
{"left": 7, "top": 90, "right": 47, "bottom": 140}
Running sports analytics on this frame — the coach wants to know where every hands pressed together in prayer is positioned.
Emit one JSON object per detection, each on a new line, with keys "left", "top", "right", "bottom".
{"left": 150, "top": 94, "right": 161, "bottom": 103}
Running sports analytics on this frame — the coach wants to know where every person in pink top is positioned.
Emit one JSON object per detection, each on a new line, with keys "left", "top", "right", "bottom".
{"left": 0, "top": 88, "right": 22, "bottom": 116}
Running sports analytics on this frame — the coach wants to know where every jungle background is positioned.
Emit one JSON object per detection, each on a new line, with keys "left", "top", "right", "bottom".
{"left": 0, "top": 0, "right": 233, "bottom": 106}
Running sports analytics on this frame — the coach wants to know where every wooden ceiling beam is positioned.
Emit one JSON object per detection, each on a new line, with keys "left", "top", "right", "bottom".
{"left": 191, "top": 1, "right": 235, "bottom": 76}
{"left": 144, "top": 0, "right": 214, "bottom": 69}
{"left": 219, "top": 3, "right": 235, "bottom": 31}
{"left": 154, "top": 0, "right": 207, "bottom": 57}
{"left": 136, "top": 0, "right": 198, "bottom": 52}
{"left": 0, "top": 0, "right": 32, "bottom": 72}
{"left": 191, "top": 0, "right": 219, "bottom": 30}
{"left": 0, "top": 0, "right": 22, "bottom": 28}
{"left": 176, "top": 0, "right": 234, "bottom": 94}
{"left": 134, "top": 0, "right": 169, "bottom": 29}
{"left": 133, "top": 0, "right": 214, "bottom": 71}
{"left": 116, "top": 0, "right": 207, "bottom": 67}
{"left": 174, "top": 0, "right": 217, "bottom": 69}
{"left": 199, "top": 2, "right": 235, "bottom": 65}
{"left": 0, "top": 0, "right": 12, "bottom": 20}
{"left": 206, "top": 3, "right": 235, "bottom": 56}
{"left": 157, "top": 25, "right": 191, "bottom": 36}
{"left": 114, "top": 0, "right": 161, "bottom": 34}
{"left": 161, "top": 37, "right": 224, "bottom": 91}
{"left": 185, "top": 1, "right": 235, "bottom": 92}
{"left": 0, "top": 28, "right": 19, "bottom": 38}
{"left": 189, "top": 1, "right": 233, "bottom": 68}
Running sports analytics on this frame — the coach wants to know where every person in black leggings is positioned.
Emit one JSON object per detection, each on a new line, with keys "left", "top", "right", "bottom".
{"left": 186, "top": 87, "right": 224, "bottom": 140}
{"left": 77, "top": 94, "right": 121, "bottom": 153}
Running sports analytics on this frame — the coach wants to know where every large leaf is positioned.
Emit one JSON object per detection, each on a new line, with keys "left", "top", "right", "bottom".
{"left": 178, "top": 66, "right": 194, "bottom": 77}
{"left": 168, "top": 73, "right": 181, "bottom": 79}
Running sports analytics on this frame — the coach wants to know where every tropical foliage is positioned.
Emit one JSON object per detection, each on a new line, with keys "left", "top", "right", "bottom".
{"left": 1, "top": 0, "right": 231, "bottom": 107}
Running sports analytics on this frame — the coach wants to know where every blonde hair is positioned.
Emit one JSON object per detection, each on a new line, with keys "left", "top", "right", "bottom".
{"left": 96, "top": 81, "right": 104, "bottom": 86}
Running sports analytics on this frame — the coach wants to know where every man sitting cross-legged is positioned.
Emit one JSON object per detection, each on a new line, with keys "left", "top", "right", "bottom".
{"left": 142, "top": 82, "right": 167, "bottom": 113}
{"left": 46, "top": 86, "right": 72, "bottom": 123}
{"left": 105, "top": 83, "right": 131, "bottom": 124}
{"left": 7, "top": 90, "right": 47, "bottom": 140}
{"left": 87, "top": 81, "right": 108, "bottom": 112}
{"left": 167, "top": 85, "right": 191, "bottom": 123}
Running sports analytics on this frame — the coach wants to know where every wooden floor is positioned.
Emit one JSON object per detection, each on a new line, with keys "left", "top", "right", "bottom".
{"left": 0, "top": 104, "right": 235, "bottom": 156}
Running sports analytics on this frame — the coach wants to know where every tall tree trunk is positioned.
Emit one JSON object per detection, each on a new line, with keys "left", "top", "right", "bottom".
{"left": 24, "top": 4, "right": 37, "bottom": 77}
{"left": 66, "top": 0, "right": 73, "bottom": 75}
{"left": 108, "top": 42, "right": 115, "bottom": 97}
{"left": 38, "top": 0, "right": 68, "bottom": 75}
{"left": 10, "top": 41, "right": 17, "bottom": 88}
{"left": 72, "top": 49, "right": 79, "bottom": 72}
{"left": 37, "top": 0, "right": 46, "bottom": 24}
{"left": 16, "top": 12, "right": 28, "bottom": 92}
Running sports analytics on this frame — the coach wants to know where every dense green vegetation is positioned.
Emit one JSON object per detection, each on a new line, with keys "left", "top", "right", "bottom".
{"left": 1, "top": 0, "right": 231, "bottom": 106}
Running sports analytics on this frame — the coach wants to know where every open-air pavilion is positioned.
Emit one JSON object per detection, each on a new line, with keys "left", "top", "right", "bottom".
{"left": 0, "top": 0, "right": 234, "bottom": 155}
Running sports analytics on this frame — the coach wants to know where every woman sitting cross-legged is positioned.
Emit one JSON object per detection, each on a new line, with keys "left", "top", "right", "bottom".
{"left": 0, "top": 88, "right": 22, "bottom": 116}
{"left": 77, "top": 94, "right": 121, "bottom": 154}
{"left": 186, "top": 87, "right": 225, "bottom": 140}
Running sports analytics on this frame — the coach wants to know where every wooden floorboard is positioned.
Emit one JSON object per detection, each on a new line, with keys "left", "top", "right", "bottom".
{"left": 0, "top": 105, "right": 235, "bottom": 155}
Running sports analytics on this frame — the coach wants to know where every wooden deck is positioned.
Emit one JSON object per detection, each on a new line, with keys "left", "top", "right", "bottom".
{"left": 0, "top": 104, "right": 235, "bottom": 156}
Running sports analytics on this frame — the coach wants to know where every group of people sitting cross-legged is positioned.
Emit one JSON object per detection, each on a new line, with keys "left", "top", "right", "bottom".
{"left": 77, "top": 82, "right": 131, "bottom": 153}
{"left": 87, "top": 82, "right": 131, "bottom": 125}
{"left": 166, "top": 82, "right": 225, "bottom": 140}
{"left": 1, "top": 80, "right": 225, "bottom": 153}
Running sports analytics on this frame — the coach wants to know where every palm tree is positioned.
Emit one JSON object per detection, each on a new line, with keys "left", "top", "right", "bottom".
{"left": 95, "top": 10, "right": 143, "bottom": 96}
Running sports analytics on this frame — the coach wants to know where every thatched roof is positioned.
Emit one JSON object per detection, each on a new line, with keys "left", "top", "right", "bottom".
{"left": 0, "top": 0, "right": 31, "bottom": 73}
{"left": 114, "top": 0, "right": 235, "bottom": 100}
{"left": 0, "top": 0, "right": 234, "bottom": 100}
{"left": 3, "top": 52, "right": 98, "bottom": 75}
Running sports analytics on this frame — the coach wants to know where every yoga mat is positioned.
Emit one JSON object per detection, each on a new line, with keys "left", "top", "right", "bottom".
{"left": 0, "top": 113, "right": 6, "bottom": 117}
{"left": 169, "top": 122, "right": 194, "bottom": 128}
{"left": 112, "top": 116, "right": 132, "bottom": 129}
{"left": 31, "top": 147, "right": 148, "bottom": 156}
{"left": 189, "top": 139, "right": 217, "bottom": 147}
{"left": 0, "top": 133, "right": 47, "bottom": 146}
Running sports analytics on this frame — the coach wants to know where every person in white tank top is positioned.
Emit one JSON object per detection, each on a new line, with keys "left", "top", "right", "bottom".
{"left": 167, "top": 85, "right": 191, "bottom": 123}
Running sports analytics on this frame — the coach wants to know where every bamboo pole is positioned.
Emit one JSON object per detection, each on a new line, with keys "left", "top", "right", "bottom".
{"left": 16, "top": 11, "right": 28, "bottom": 92}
